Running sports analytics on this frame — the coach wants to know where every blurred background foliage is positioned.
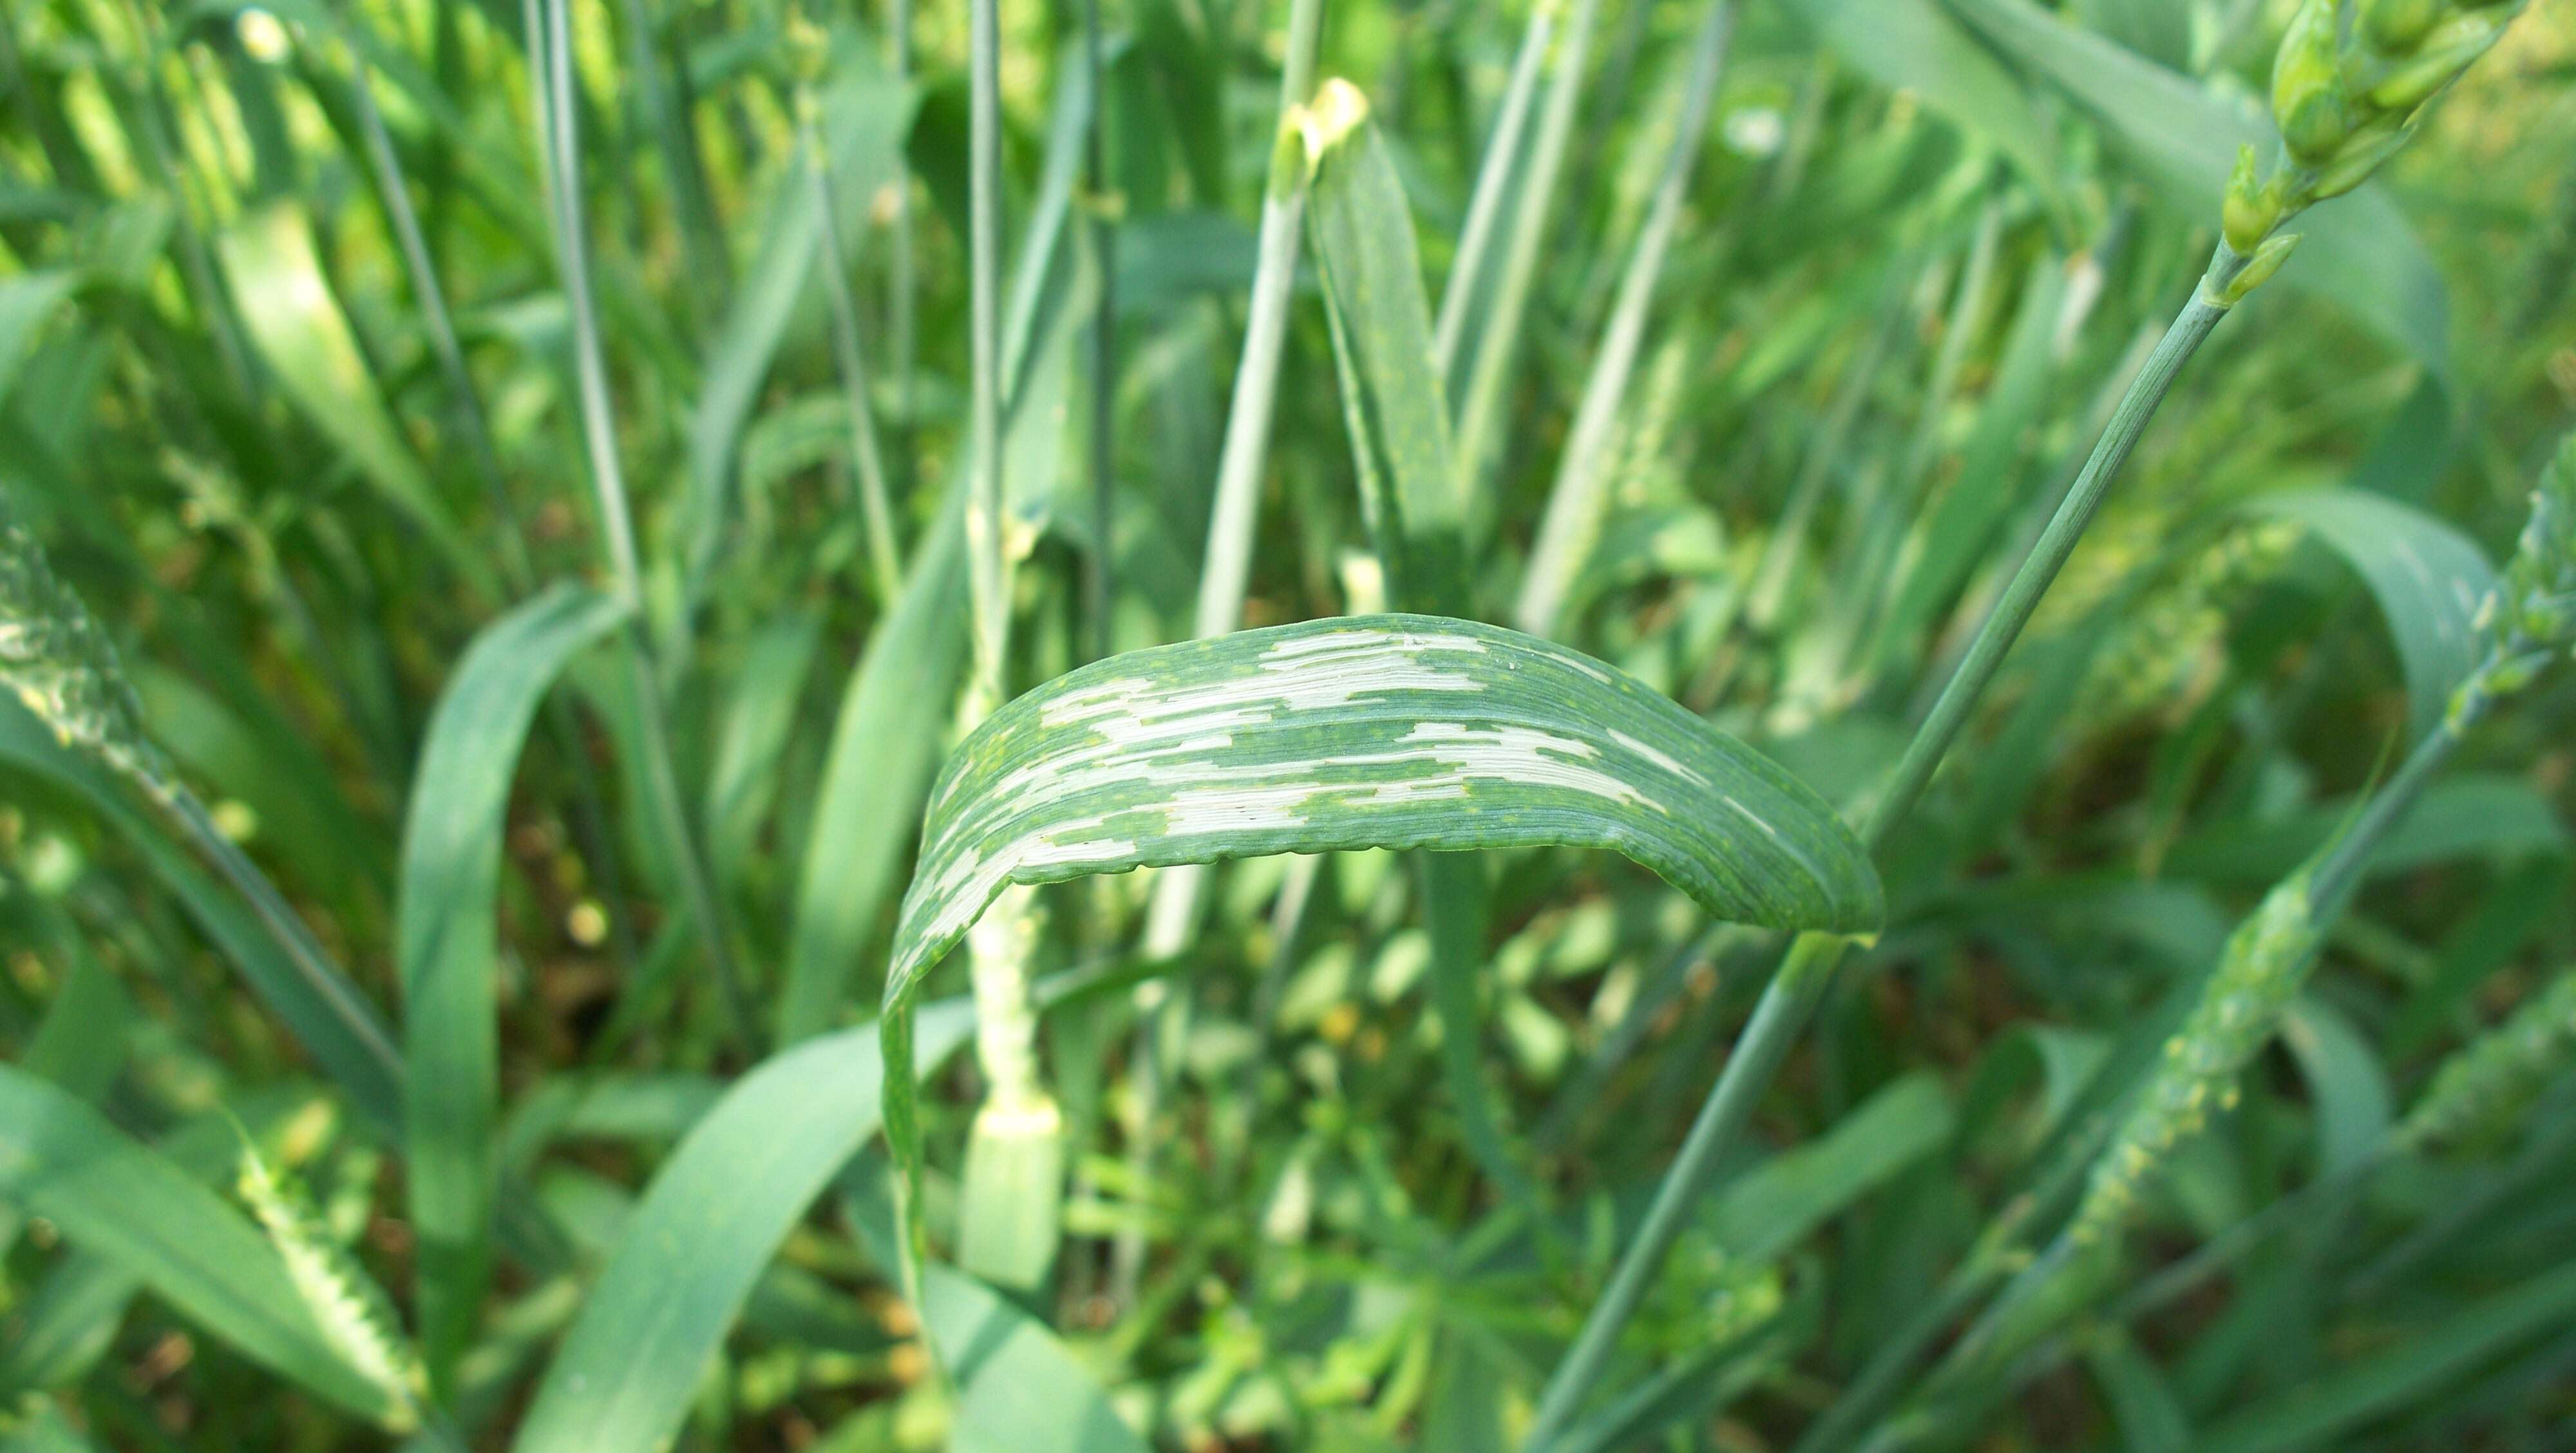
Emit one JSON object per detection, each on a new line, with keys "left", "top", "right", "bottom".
{"left": 1, "top": 0, "right": 2573, "bottom": 1447}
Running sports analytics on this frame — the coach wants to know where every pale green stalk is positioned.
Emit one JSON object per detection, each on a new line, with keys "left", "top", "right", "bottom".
{"left": 1121, "top": 0, "right": 1329, "bottom": 1306}
{"left": 951, "top": 0, "right": 1060, "bottom": 1300}
{"left": 1521, "top": 238, "right": 2257, "bottom": 1453}
{"left": 1081, "top": 0, "right": 1115, "bottom": 661}
{"left": 1450, "top": 0, "right": 1603, "bottom": 500}
{"left": 1868, "top": 424, "right": 2576, "bottom": 1452}
{"left": 802, "top": 90, "right": 905, "bottom": 602}
{"left": 343, "top": 29, "right": 641, "bottom": 978}
{"left": 1433, "top": 0, "right": 1558, "bottom": 374}
{"left": 1513, "top": 0, "right": 1736, "bottom": 639}
{"left": 611, "top": 0, "right": 728, "bottom": 328}
{"left": 1139, "top": 0, "right": 1327, "bottom": 958}
{"left": 963, "top": 0, "right": 1009, "bottom": 723}
{"left": 535, "top": 0, "right": 753, "bottom": 1050}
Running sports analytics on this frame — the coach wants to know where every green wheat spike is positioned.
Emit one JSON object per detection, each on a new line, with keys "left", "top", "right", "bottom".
{"left": 236, "top": 1143, "right": 427, "bottom": 1432}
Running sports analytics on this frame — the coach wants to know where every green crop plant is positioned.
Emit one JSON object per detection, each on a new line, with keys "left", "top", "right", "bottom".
{"left": 1, "top": 0, "right": 2573, "bottom": 1449}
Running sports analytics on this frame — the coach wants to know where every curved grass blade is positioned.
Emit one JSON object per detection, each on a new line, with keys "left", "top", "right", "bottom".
{"left": 511, "top": 1001, "right": 976, "bottom": 1453}
{"left": 397, "top": 582, "right": 630, "bottom": 1389}
{"left": 0, "top": 701, "right": 405, "bottom": 1139}
{"left": 879, "top": 614, "right": 1884, "bottom": 1307}
{"left": 0, "top": 1063, "right": 402, "bottom": 1425}
{"left": 1304, "top": 82, "right": 1468, "bottom": 617}
{"left": 215, "top": 202, "right": 496, "bottom": 602}
{"left": 2243, "top": 486, "right": 2496, "bottom": 743}
{"left": 1785, "top": 0, "right": 2061, "bottom": 205}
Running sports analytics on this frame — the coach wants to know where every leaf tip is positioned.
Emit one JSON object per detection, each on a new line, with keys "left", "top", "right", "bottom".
{"left": 1294, "top": 77, "right": 1372, "bottom": 169}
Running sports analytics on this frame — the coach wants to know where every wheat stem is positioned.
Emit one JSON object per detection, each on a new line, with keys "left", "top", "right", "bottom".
{"left": 534, "top": 0, "right": 754, "bottom": 1052}
{"left": 1522, "top": 242, "right": 2249, "bottom": 1452}
{"left": 804, "top": 95, "right": 906, "bottom": 603}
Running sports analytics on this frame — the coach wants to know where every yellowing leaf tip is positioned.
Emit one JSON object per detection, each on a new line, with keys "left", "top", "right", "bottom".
{"left": 1296, "top": 78, "right": 1372, "bottom": 167}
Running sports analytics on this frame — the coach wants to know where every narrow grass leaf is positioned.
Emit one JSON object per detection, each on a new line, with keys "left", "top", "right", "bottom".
{"left": 1784, "top": 0, "right": 2061, "bottom": 205}
{"left": 842, "top": 1163, "right": 1155, "bottom": 1453}
{"left": 928, "top": 1265, "right": 1150, "bottom": 1453}
{"left": 511, "top": 1000, "right": 976, "bottom": 1453}
{"left": 1706, "top": 1071, "right": 1954, "bottom": 1261}
{"left": 704, "top": 609, "right": 823, "bottom": 893}
{"left": 398, "top": 582, "right": 629, "bottom": 1387}
{"left": 775, "top": 462, "right": 967, "bottom": 1044}
{"left": 1875, "top": 253, "right": 2071, "bottom": 665}
{"left": 2243, "top": 487, "right": 2496, "bottom": 742}
{"left": 2278, "top": 994, "right": 2392, "bottom": 1177}
{"left": 1300, "top": 82, "right": 1526, "bottom": 1193}
{"left": 215, "top": 202, "right": 495, "bottom": 600}
{"left": 0, "top": 1063, "right": 401, "bottom": 1423}
{"left": 683, "top": 61, "right": 913, "bottom": 600}
{"left": 1305, "top": 85, "right": 1469, "bottom": 617}
{"left": 0, "top": 701, "right": 406, "bottom": 1139}
{"left": 0, "top": 269, "right": 78, "bottom": 410}
{"left": 2196, "top": 1260, "right": 2576, "bottom": 1453}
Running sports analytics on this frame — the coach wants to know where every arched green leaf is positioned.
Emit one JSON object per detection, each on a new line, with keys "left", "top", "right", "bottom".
{"left": 215, "top": 202, "right": 496, "bottom": 601}
{"left": 396, "top": 582, "right": 629, "bottom": 1387}
{"left": 2244, "top": 487, "right": 2496, "bottom": 743}
{"left": 877, "top": 614, "right": 1884, "bottom": 1313}
{"left": 887, "top": 614, "right": 1882, "bottom": 1009}
{"left": 512, "top": 1001, "right": 977, "bottom": 1453}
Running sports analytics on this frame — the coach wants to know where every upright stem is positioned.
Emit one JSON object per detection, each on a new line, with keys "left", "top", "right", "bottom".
{"left": 1139, "top": 0, "right": 1325, "bottom": 960}
{"left": 1450, "top": 0, "right": 1602, "bottom": 502}
{"left": 1082, "top": 0, "right": 1115, "bottom": 663}
{"left": 806, "top": 105, "right": 905, "bottom": 602}
{"left": 964, "top": 0, "right": 1009, "bottom": 719}
{"left": 349, "top": 34, "right": 639, "bottom": 978}
{"left": 887, "top": 0, "right": 916, "bottom": 442}
{"left": 1514, "top": 0, "right": 1736, "bottom": 639}
{"left": 1432, "top": 0, "right": 1555, "bottom": 377}
{"left": 536, "top": 0, "right": 754, "bottom": 1052}
{"left": 1520, "top": 244, "right": 2248, "bottom": 1452}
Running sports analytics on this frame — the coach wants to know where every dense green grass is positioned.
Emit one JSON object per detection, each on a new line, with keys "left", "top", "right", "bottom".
{"left": 1, "top": 0, "right": 2573, "bottom": 1448}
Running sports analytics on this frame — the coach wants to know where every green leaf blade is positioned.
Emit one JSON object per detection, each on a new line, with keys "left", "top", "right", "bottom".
{"left": 397, "top": 581, "right": 630, "bottom": 1387}
{"left": 0, "top": 1064, "right": 399, "bottom": 1425}
{"left": 2245, "top": 486, "right": 2497, "bottom": 743}
{"left": 512, "top": 1002, "right": 977, "bottom": 1453}
{"left": 887, "top": 613, "right": 1883, "bottom": 1005}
